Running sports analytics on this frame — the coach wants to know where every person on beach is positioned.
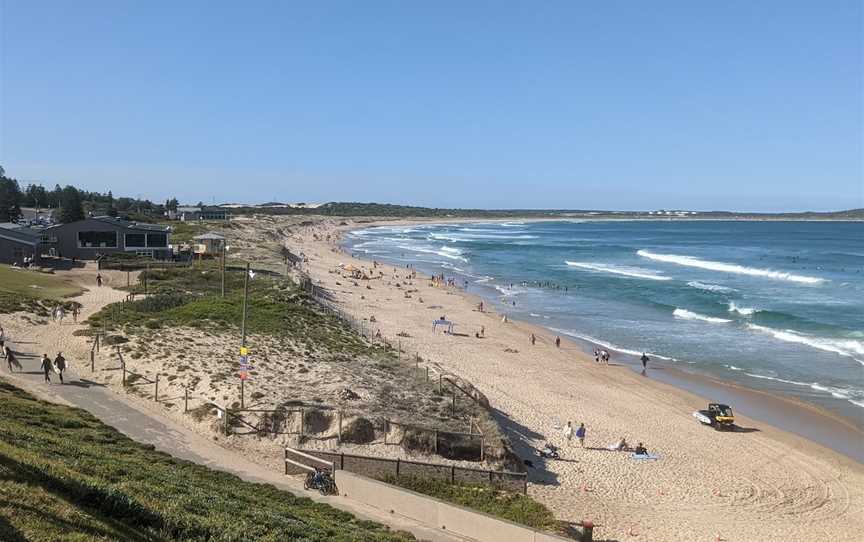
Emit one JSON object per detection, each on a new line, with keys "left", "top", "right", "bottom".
{"left": 40, "top": 354, "right": 53, "bottom": 384}
{"left": 55, "top": 306, "right": 65, "bottom": 324}
{"left": 576, "top": 423, "right": 586, "bottom": 447}
{"left": 72, "top": 305, "right": 80, "bottom": 323}
{"left": 562, "top": 421, "right": 574, "bottom": 446}
{"left": 530, "top": 333, "right": 536, "bottom": 346}
{"left": 611, "top": 436, "right": 629, "bottom": 451}
{"left": 641, "top": 352, "right": 650, "bottom": 370}
{"left": 601, "top": 350, "right": 609, "bottom": 364}
{"left": 6, "top": 348, "right": 21, "bottom": 372}
{"left": 634, "top": 442, "right": 648, "bottom": 455}
{"left": 96, "top": 273, "right": 103, "bottom": 287}
{"left": 54, "top": 352, "right": 67, "bottom": 384}
{"left": 555, "top": 336, "right": 561, "bottom": 348}
{"left": 593, "top": 348, "right": 600, "bottom": 363}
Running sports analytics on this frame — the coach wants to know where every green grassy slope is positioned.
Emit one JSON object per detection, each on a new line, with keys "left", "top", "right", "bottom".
{"left": 0, "top": 378, "right": 413, "bottom": 542}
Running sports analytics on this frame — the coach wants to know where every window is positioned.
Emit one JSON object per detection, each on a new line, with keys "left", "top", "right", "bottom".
{"left": 147, "top": 233, "right": 168, "bottom": 247}
{"left": 125, "top": 233, "right": 146, "bottom": 247}
{"left": 78, "top": 231, "right": 117, "bottom": 248}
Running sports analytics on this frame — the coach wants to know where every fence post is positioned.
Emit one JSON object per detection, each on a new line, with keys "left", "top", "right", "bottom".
{"left": 425, "top": 366, "right": 429, "bottom": 382}
{"left": 154, "top": 374, "right": 159, "bottom": 402}
{"left": 480, "top": 436, "right": 485, "bottom": 462}
{"left": 184, "top": 388, "right": 189, "bottom": 412}
{"left": 451, "top": 465, "right": 455, "bottom": 484}
{"left": 284, "top": 448, "right": 288, "bottom": 475}
{"left": 340, "top": 453, "right": 345, "bottom": 470}
{"left": 90, "top": 349, "right": 95, "bottom": 372}
{"left": 396, "top": 458, "right": 400, "bottom": 478}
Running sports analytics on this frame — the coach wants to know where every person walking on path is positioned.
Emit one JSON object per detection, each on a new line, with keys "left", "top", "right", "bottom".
{"left": 6, "top": 347, "right": 20, "bottom": 372}
{"left": 530, "top": 333, "right": 536, "bottom": 346}
{"left": 72, "top": 305, "right": 80, "bottom": 323}
{"left": 562, "top": 421, "right": 574, "bottom": 447}
{"left": 40, "top": 354, "right": 53, "bottom": 384}
{"left": 55, "top": 306, "right": 66, "bottom": 324}
{"left": 54, "top": 352, "right": 67, "bottom": 384}
{"left": 641, "top": 352, "right": 650, "bottom": 371}
{"left": 555, "top": 336, "right": 561, "bottom": 348}
{"left": 96, "top": 273, "right": 103, "bottom": 287}
{"left": 576, "top": 423, "right": 586, "bottom": 448}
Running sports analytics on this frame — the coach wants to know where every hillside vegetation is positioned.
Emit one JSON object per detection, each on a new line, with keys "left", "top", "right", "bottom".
{"left": 0, "top": 378, "right": 412, "bottom": 542}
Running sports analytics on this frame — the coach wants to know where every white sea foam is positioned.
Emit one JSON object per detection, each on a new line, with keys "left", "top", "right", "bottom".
{"left": 725, "top": 364, "right": 745, "bottom": 371}
{"left": 746, "top": 324, "right": 864, "bottom": 363}
{"left": 728, "top": 302, "right": 758, "bottom": 316}
{"left": 673, "top": 308, "right": 732, "bottom": 324}
{"left": 439, "top": 246, "right": 464, "bottom": 255}
{"left": 396, "top": 244, "right": 468, "bottom": 263}
{"left": 430, "top": 233, "right": 538, "bottom": 242}
{"left": 549, "top": 328, "right": 676, "bottom": 361}
{"left": 638, "top": 250, "right": 825, "bottom": 284}
{"left": 565, "top": 261, "right": 671, "bottom": 281}
{"left": 744, "top": 373, "right": 864, "bottom": 408}
{"left": 687, "top": 281, "right": 735, "bottom": 293}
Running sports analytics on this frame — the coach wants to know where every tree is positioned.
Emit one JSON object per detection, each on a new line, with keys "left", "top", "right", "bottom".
{"left": 0, "top": 175, "right": 23, "bottom": 222}
{"left": 58, "top": 186, "right": 85, "bottom": 223}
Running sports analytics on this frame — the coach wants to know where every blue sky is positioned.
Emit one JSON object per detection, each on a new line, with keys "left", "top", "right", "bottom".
{"left": 1, "top": 1, "right": 861, "bottom": 211}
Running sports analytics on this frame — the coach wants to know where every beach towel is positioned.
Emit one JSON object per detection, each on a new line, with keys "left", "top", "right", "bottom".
{"left": 631, "top": 453, "right": 661, "bottom": 461}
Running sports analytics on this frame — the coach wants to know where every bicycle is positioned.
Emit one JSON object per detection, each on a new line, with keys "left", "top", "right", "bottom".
{"left": 304, "top": 467, "right": 338, "bottom": 495}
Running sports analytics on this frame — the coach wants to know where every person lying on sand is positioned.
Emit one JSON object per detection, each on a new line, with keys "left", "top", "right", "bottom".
{"left": 609, "top": 437, "right": 629, "bottom": 451}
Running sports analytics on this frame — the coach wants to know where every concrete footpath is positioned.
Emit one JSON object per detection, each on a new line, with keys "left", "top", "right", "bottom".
{"left": 3, "top": 348, "right": 470, "bottom": 542}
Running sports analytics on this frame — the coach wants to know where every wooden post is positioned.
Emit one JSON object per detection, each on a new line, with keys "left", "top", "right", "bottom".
{"left": 480, "top": 436, "right": 485, "bottom": 462}
{"left": 396, "top": 458, "right": 401, "bottom": 478}
{"left": 340, "top": 453, "right": 345, "bottom": 470}
{"left": 90, "top": 349, "right": 95, "bottom": 372}
{"left": 126, "top": 270, "right": 130, "bottom": 287}
{"left": 425, "top": 366, "right": 429, "bottom": 382}
{"left": 184, "top": 388, "right": 189, "bottom": 412}
{"left": 240, "top": 379, "right": 245, "bottom": 409}
{"left": 451, "top": 465, "right": 456, "bottom": 484}
{"left": 284, "top": 448, "right": 288, "bottom": 475}
{"left": 154, "top": 374, "right": 159, "bottom": 401}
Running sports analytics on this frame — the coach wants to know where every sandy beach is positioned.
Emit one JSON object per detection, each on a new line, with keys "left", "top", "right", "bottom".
{"left": 287, "top": 217, "right": 864, "bottom": 542}
{"left": 2, "top": 215, "right": 862, "bottom": 542}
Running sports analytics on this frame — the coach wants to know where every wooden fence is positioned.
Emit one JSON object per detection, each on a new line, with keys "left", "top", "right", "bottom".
{"left": 284, "top": 448, "right": 527, "bottom": 494}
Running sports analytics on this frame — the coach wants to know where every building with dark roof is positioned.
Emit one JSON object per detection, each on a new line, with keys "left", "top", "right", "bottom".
{"left": 0, "top": 223, "right": 42, "bottom": 265}
{"left": 45, "top": 217, "right": 172, "bottom": 260}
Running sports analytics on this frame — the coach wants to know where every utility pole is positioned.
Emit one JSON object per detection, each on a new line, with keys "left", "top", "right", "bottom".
{"left": 220, "top": 243, "right": 226, "bottom": 298}
{"left": 239, "top": 261, "right": 250, "bottom": 408}
{"left": 241, "top": 261, "right": 249, "bottom": 346}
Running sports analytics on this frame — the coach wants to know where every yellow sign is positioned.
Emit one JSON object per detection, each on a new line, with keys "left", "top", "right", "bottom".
{"left": 240, "top": 346, "right": 248, "bottom": 356}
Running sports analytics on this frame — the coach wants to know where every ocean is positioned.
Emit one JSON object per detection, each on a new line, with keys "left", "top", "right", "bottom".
{"left": 344, "top": 220, "right": 864, "bottom": 424}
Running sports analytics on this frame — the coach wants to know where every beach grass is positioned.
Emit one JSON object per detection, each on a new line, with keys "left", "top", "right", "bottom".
{"left": 0, "top": 265, "right": 84, "bottom": 299}
{"left": 0, "top": 377, "right": 413, "bottom": 542}
{"left": 0, "top": 265, "right": 84, "bottom": 316}
{"left": 88, "top": 263, "right": 384, "bottom": 355}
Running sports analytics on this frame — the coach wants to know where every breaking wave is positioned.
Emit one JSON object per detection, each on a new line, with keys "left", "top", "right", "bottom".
{"left": 638, "top": 250, "right": 825, "bottom": 284}
{"left": 673, "top": 308, "right": 732, "bottom": 324}
{"left": 728, "top": 302, "right": 758, "bottom": 316}
{"left": 565, "top": 261, "right": 670, "bottom": 281}
{"left": 746, "top": 324, "right": 864, "bottom": 364}
{"left": 687, "top": 281, "right": 735, "bottom": 293}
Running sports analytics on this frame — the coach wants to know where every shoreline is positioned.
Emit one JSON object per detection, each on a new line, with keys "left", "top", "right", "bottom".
{"left": 341, "top": 217, "right": 864, "bottom": 462}
{"left": 289, "top": 216, "right": 864, "bottom": 541}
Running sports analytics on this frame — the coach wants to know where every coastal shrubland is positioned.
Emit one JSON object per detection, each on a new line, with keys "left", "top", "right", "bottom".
{"left": 0, "top": 378, "right": 413, "bottom": 542}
